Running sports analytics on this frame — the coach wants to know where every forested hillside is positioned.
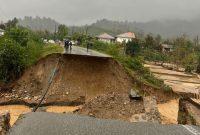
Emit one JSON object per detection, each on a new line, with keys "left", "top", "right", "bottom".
{"left": 18, "top": 17, "right": 200, "bottom": 38}
{"left": 18, "top": 16, "right": 60, "bottom": 33}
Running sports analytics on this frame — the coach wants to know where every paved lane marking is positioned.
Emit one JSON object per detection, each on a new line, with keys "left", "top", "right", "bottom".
{"left": 182, "top": 125, "right": 200, "bottom": 135}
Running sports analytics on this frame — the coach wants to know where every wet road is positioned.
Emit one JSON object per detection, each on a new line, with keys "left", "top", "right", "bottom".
{"left": 8, "top": 112, "right": 200, "bottom": 135}
{"left": 64, "top": 45, "right": 111, "bottom": 58}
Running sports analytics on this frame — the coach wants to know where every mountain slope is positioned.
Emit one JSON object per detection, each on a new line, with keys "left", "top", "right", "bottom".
{"left": 18, "top": 16, "right": 60, "bottom": 33}
{"left": 18, "top": 16, "right": 200, "bottom": 38}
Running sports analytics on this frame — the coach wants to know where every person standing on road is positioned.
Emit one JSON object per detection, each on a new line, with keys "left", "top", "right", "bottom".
{"left": 87, "top": 41, "right": 93, "bottom": 53}
{"left": 69, "top": 41, "right": 72, "bottom": 54}
{"left": 64, "top": 39, "right": 69, "bottom": 53}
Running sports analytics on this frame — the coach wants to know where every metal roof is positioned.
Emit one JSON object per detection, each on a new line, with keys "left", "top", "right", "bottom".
{"left": 116, "top": 32, "right": 136, "bottom": 38}
{"left": 97, "top": 33, "right": 115, "bottom": 40}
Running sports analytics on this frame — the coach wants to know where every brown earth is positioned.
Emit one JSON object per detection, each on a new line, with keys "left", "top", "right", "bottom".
{"left": 157, "top": 99, "right": 179, "bottom": 124}
{"left": 9, "top": 54, "right": 134, "bottom": 104}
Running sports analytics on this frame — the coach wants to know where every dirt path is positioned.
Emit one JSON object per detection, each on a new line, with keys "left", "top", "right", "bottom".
{"left": 0, "top": 105, "right": 79, "bottom": 126}
{"left": 145, "top": 64, "right": 200, "bottom": 95}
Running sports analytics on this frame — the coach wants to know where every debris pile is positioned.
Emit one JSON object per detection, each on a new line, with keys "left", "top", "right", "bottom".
{"left": 77, "top": 92, "right": 145, "bottom": 121}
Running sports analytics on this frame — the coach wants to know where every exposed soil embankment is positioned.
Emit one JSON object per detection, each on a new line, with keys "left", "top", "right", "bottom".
{"left": 7, "top": 54, "right": 134, "bottom": 104}
{"left": 178, "top": 98, "right": 200, "bottom": 126}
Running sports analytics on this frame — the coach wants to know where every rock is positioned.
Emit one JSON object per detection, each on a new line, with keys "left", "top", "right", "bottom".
{"left": 143, "top": 96, "right": 161, "bottom": 123}
{"left": 0, "top": 111, "right": 10, "bottom": 135}
{"left": 130, "top": 113, "right": 148, "bottom": 123}
{"left": 129, "top": 89, "right": 142, "bottom": 100}
{"left": 24, "top": 97, "right": 29, "bottom": 100}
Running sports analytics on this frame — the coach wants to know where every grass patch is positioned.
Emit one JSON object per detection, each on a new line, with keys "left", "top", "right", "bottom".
{"left": 40, "top": 44, "right": 64, "bottom": 58}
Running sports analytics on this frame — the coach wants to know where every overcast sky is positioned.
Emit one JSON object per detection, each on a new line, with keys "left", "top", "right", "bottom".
{"left": 0, "top": 0, "right": 200, "bottom": 25}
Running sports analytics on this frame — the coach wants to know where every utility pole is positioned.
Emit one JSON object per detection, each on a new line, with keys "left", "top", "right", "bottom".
{"left": 54, "top": 24, "right": 57, "bottom": 41}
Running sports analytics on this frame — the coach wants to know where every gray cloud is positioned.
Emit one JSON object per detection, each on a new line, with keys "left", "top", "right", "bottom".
{"left": 0, "top": 0, "right": 200, "bottom": 25}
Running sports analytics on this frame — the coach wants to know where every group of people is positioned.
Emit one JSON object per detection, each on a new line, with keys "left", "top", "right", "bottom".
{"left": 64, "top": 39, "right": 73, "bottom": 53}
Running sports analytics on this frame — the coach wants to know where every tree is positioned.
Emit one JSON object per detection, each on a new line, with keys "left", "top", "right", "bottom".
{"left": 172, "top": 35, "right": 194, "bottom": 69}
{"left": 145, "top": 34, "right": 155, "bottom": 49}
{"left": 197, "top": 55, "right": 200, "bottom": 73}
{"left": 5, "top": 18, "right": 18, "bottom": 29}
{"left": 0, "top": 23, "right": 5, "bottom": 30}
{"left": 57, "top": 24, "right": 68, "bottom": 40}
{"left": 126, "top": 39, "right": 141, "bottom": 56}
{"left": 5, "top": 27, "right": 29, "bottom": 47}
{"left": 155, "top": 34, "right": 162, "bottom": 51}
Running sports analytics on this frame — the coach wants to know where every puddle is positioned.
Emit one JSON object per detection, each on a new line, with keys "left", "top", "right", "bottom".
{"left": 0, "top": 105, "right": 31, "bottom": 126}
{"left": 46, "top": 106, "right": 79, "bottom": 113}
{"left": 0, "top": 105, "right": 79, "bottom": 126}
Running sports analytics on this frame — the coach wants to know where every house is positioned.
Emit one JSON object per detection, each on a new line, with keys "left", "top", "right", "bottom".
{"left": 48, "top": 40, "right": 55, "bottom": 44}
{"left": 161, "top": 44, "right": 173, "bottom": 52}
{"left": 97, "top": 33, "right": 115, "bottom": 43}
{"left": 0, "top": 29, "right": 5, "bottom": 36}
{"left": 116, "top": 32, "right": 136, "bottom": 43}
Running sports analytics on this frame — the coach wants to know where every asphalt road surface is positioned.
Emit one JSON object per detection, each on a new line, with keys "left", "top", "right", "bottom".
{"left": 8, "top": 112, "right": 200, "bottom": 135}
{"left": 64, "top": 45, "right": 111, "bottom": 58}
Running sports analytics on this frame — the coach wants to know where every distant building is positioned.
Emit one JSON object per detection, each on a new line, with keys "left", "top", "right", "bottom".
{"left": 97, "top": 33, "right": 115, "bottom": 43}
{"left": 0, "top": 29, "right": 5, "bottom": 36}
{"left": 48, "top": 40, "right": 55, "bottom": 44}
{"left": 161, "top": 44, "right": 173, "bottom": 52}
{"left": 116, "top": 32, "right": 136, "bottom": 43}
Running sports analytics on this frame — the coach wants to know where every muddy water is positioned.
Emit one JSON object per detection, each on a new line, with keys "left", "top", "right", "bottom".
{"left": 0, "top": 105, "right": 79, "bottom": 126}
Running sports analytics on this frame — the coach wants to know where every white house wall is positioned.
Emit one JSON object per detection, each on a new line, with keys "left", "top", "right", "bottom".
{"left": 99, "top": 38, "right": 111, "bottom": 43}
{"left": 116, "top": 37, "right": 132, "bottom": 43}
{"left": 0, "top": 32, "right": 4, "bottom": 36}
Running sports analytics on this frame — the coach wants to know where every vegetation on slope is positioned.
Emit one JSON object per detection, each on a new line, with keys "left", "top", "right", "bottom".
{"left": 0, "top": 19, "right": 63, "bottom": 83}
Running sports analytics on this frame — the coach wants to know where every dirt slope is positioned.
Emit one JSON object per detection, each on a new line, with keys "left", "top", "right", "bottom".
{"left": 12, "top": 54, "right": 134, "bottom": 103}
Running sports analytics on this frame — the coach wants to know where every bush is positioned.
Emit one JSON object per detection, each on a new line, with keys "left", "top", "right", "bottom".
{"left": 141, "top": 49, "right": 169, "bottom": 62}
{"left": 0, "top": 38, "right": 26, "bottom": 82}
{"left": 25, "top": 40, "right": 43, "bottom": 66}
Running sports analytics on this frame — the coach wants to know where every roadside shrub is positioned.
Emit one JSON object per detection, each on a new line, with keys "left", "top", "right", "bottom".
{"left": 25, "top": 40, "right": 43, "bottom": 66}
{"left": 141, "top": 49, "right": 169, "bottom": 63}
{"left": 0, "top": 38, "right": 26, "bottom": 82}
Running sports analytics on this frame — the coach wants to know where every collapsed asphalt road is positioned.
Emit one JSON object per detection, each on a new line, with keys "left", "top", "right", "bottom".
{"left": 8, "top": 112, "right": 200, "bottom": 135}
